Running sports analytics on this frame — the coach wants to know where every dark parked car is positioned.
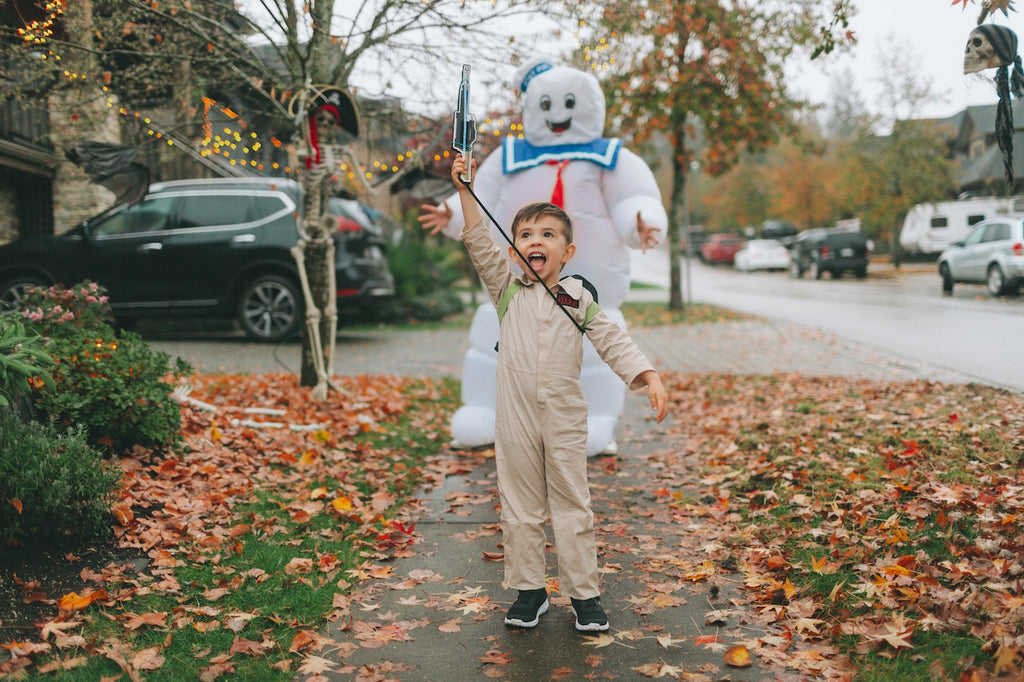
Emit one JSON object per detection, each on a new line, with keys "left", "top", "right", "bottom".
{"left": 788, "top": 228, "right": 869, "bottom": 279}
{"left": 761, "top": 219, "right": 799, "bottom": 243}
{"left": 0, "top": 177, "right": 395, "bottom": 342}
{"left": 937, "top": 217, "right": 1024, "bottom": 296}
{"left": 700, "top": 233, "right": 745, "bottom": 264}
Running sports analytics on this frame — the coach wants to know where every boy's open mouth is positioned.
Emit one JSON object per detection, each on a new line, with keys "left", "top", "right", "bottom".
{"left": 528, "top": 252, "right": 547, "bottom": 268}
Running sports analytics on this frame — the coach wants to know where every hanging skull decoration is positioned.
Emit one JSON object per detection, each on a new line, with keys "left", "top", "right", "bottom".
{"left": 961, "top": 24, "right": 1024, "bottom": 188}
{"left": 964, "top": 24, "right": 1016, "bottom": 73}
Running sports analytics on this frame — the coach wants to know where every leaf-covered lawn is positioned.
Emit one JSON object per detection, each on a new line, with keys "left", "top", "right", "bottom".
{"left": 2, "top": 370, "right": 1022, "bottom": 680}
{"left": 652, "top": 374, "right": 1024, "bottom": 680}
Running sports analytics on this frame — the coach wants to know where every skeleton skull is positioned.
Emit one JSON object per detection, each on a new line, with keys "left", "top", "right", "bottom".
{"left": 965, "top": 26, "right": 1006, "bottom": 74}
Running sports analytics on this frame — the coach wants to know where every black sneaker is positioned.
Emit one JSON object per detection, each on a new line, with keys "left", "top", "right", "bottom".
{"left": 571, "top": 596, "right": 609, "bottom": 632}
{"left": 504, "top": 588, "right": 549, "bottom": 628}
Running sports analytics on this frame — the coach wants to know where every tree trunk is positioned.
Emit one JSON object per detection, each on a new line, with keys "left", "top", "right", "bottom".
{"left": 667, "top": 124, "right": 688, "bottom": 312}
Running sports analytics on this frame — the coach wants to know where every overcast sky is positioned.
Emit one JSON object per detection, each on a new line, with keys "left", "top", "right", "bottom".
{"left": 334, "top": 1, "right": 1022, "bottom": 123}
{"left": 789, "top": 0, "right": 1020, "bottom": 120}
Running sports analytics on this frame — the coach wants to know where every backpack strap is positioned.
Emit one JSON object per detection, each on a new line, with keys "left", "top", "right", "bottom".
{"left": 495, "top": 277, "right": 599, "bottom": 349}
{"left": 496, "top": 281, "right": 523, "bottom": 322}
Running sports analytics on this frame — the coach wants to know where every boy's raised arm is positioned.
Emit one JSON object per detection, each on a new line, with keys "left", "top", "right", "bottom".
{"left": 451, "top": 154, "right": 483, "bottom": 229}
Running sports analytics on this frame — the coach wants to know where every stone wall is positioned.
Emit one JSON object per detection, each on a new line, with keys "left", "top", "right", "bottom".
{"left": 48, "top": 90, "right": 118, "bottom": 234}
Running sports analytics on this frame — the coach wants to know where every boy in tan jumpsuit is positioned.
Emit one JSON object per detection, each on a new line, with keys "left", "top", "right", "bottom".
{"left": 450, "top": 154, "right": 669, "bottom": 631}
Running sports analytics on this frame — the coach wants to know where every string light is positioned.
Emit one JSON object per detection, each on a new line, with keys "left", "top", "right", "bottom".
{"left": 16, "top": 0, "right": 575, "bottom": 184}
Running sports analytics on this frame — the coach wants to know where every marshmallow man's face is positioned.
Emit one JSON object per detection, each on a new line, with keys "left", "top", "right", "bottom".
{"left": 522, "top": 66, "right": 606, "bottom": 147}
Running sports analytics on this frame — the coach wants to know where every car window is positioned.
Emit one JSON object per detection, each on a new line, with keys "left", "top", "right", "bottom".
{"left": 991, "top": 223, "right": 1010, "bottom": 241}
{"left": 177, "top": 195, "right": 261, "bottom": 228}
{"left": 963, "top": 224, "right": 987, "bottom": 246}
{"left": 91, "top": 197, "right": 175, "bottom": 237}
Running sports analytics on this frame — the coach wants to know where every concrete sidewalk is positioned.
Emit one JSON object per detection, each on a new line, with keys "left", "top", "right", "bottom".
{"left": 311, "top": 392, "right": 769, "bottom": 681}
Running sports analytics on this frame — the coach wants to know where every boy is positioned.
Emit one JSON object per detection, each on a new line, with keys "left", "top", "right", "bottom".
{"left": 450, "top": 154, "right": 669, "bottom": 632}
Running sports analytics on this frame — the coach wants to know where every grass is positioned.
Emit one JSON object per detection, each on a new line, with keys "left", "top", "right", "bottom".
{"left": 345, "top": 298, "right": 751, "bottom": 333}
{"left": 12, "top": 377, "right": 460, "bottom": 681}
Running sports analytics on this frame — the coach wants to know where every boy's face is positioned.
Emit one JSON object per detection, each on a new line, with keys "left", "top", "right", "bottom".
{"left": 510, "top": 215, "right": 575, "bottom": 285}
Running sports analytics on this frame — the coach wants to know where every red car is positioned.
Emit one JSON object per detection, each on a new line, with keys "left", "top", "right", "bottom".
{"left": 700, "top": 233, "right": 746, "bottom": 264}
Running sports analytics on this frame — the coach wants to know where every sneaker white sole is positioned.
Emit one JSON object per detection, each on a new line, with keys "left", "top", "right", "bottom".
{"left": 504, "top": 599, "right": 549, "bottom": 628}
{"left": 571, "top": 607, "right": 610, "bottom": 632}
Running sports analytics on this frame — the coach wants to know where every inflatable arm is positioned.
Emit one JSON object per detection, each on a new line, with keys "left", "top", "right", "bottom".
{"left": 440, "top": 149, "right": 505, "bottom": 240}
{"left": 602, "top": 148, "right": 668, "bottom": 249}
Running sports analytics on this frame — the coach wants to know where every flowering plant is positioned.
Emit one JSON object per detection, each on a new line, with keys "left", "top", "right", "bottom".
{"left": 21, "top": 280, "right": 113, "bottom": 338}
{"left": 20, "top": 280, "right": 191, "bottom": 453}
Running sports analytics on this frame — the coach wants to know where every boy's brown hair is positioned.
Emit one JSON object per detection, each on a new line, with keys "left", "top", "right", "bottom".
{"left": 511, "top": 202, "right": 573, "bottom": 244}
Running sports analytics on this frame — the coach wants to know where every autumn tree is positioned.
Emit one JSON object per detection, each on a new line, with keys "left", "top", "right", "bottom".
{"left": 587, "top": 1, "right": 832, "bottom": 310}
{"left": 830, "top": 37, "right": 958, "bottom": 252}
{"left": 700, "top": 154, "right": 770, "bottom": 231}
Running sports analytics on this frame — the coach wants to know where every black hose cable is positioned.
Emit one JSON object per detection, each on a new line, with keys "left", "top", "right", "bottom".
{"left": 459, "top": 178, "right": 587, "bottom": 334}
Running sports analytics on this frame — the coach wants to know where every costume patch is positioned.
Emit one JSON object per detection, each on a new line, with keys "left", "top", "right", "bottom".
{"left": 556, "top": 292, "right": 580, "bottom": 308}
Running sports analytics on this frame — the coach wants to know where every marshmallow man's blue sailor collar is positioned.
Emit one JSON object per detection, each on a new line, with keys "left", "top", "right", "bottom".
{"left": 502, "top": 137, "right": 622, "bottom": 175}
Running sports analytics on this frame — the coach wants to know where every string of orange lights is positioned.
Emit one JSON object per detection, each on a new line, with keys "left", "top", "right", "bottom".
{"left": 17, "top": 1, "right": 614, "bottom": 185}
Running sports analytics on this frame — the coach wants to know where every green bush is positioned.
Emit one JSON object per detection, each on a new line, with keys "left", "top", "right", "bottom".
{"left": 0, "top": 411, "right": 120, "bottom": 546}
{"left": 21, "top": 281, "right": 192, "bottom": 453}
{"left": 382, "top": 219, "right": 467, "bottom": 321}
{"left": 0, "top": 316, "right": 53, "bottom": 414}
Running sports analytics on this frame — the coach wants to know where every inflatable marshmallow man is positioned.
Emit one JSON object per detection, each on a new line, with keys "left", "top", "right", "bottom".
{"left": 420, "top": 57, "right": 667, "bottom": 455}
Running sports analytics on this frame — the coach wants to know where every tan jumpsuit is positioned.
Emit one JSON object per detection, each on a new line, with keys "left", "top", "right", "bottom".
{"left": 461, "top": 218, "right": 654, "bottom": 599}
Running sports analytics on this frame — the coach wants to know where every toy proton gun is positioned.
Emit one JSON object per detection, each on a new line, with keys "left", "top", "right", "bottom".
{"left": 452, "top": 64, "right": 477, "bottom": 183}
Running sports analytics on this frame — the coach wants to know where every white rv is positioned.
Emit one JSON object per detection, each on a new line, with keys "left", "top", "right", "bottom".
{"left": 899, "top": 195, "right": 1024, "bottom": 256}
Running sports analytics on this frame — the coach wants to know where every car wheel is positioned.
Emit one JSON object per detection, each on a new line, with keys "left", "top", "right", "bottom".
{"left": 0, "top": 276, "right": 48, "bottom": 314}
{"left": 788, "top": 260, "right": 803, "bottom": 278}
{"left": 237, "top": 274, "right": 302, "bottom": 342}
{"left": 939, "top": 263, "right": 954, "bottom": 295}
{"left": 810, "top": 261, "right": 822, "bottom": 280}
{"left": 855, "top": 267, "right": 867, "bottom": 279}
{"left": 986, "top": 264, "right": 1008, "bottom": 296}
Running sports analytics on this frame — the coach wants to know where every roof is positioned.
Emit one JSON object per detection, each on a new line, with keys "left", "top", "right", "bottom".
{"left": 957, "top": 130, "right": 1024, "bottom": 189}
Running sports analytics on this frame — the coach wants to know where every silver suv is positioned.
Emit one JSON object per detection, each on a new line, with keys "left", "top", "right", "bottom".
{"left": 938, "top": 217, "right": 1024, "bottom": 296}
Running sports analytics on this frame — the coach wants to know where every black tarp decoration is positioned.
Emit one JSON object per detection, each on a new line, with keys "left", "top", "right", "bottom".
{"left": 65, "top": 141, "right": 151, "bottom": 206}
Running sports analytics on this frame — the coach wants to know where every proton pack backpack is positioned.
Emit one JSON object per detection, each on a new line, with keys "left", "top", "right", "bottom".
{"left": 494, "top": 275, "right": 600, "bottom": 351}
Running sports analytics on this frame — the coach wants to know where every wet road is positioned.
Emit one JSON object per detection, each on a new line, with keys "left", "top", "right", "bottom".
{"left": 635, "top": 252, "right": 1024, "bottom": 392}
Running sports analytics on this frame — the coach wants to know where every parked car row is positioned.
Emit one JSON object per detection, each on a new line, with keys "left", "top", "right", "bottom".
{"left": 695, "top": 226, "right": 871, "bottom": 280}
{"left": 0, "top": 177, "right": 395, "bottom": 342}
{"left": 695, "top": 216, "right": 1023, "bottom": 299}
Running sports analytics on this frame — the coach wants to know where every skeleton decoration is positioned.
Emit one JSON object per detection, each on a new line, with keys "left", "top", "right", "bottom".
{"left": 964, "top": 24, "right": 1024, "bottom": 186}
{"left": 292, "top": 86, "right": 360, "bottom": 400}
{"left": 301, "top": 86, "right": 358, "bottom": 167}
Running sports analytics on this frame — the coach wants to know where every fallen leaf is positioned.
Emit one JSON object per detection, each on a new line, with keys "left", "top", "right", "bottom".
{"left": 724, "top": 645, "right": 752, "bottom": 667}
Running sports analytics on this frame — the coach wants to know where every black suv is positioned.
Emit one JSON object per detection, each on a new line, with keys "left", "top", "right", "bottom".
{"left": 0, "top": 177, "right": 395, "bottom": 342}
{"left": 788, "top": 228, "right": 869, "bottom": 279}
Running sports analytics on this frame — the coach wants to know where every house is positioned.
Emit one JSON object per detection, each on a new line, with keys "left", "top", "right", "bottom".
{"left": 951, "top": 100, "right": 1024, "bottom": 194}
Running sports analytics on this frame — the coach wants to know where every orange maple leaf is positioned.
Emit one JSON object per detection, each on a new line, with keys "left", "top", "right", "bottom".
{"left": 724, "top": 645, "right": 752, "bottom": 667}
{"left": 58, "top": 589, "right": 107, "bottom": 612}
{"left": 11, "top": 498, "right": 22, "bottom": 514}
{"left": 479, "top": 646, "right": 512, "bottom": 666}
